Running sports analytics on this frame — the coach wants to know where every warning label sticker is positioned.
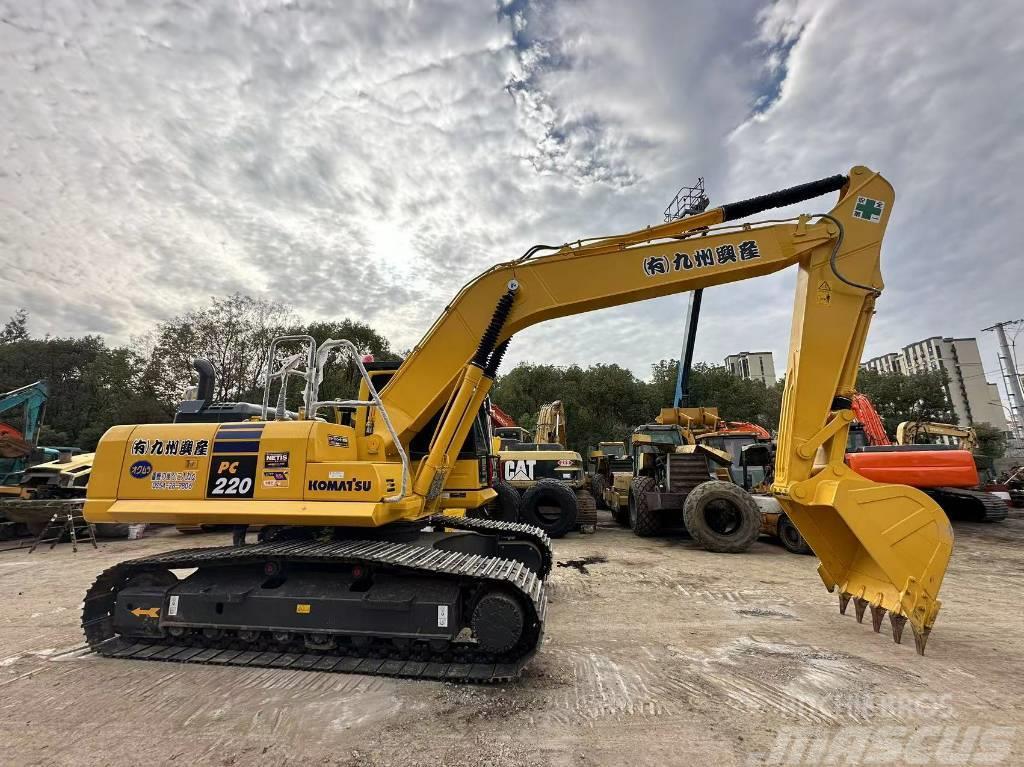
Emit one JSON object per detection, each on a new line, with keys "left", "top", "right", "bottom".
{"left": 816, "top": 280, "right": 832, "bottom": 305}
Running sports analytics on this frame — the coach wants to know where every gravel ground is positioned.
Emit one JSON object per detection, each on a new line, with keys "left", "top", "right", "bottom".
{"left": 1, "top": 510, "right": 1022, "bottom": 767}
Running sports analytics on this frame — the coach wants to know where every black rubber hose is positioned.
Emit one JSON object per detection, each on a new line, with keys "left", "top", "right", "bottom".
{"left": 720, "top": 174, "right": 848, "bottom": 222}
{"left": 471, "top": 290, "right": 516, "bottom": 368}
{"left": 485, "top": 339, "right": 511, "bottom": 378}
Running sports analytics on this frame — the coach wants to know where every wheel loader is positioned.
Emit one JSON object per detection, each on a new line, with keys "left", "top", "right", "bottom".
{"left": 605, "top": 415, "right": 766, "bottom": 553}
{"left": 81, "top": 167, "right": 953, "bottom": 681}
{"left": 695, "top": 423, "right": 813, "bottom": 555}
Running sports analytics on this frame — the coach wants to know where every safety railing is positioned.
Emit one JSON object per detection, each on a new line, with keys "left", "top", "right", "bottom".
{"left": 261, "top": 335, "right": 317, "bottom": 421}
{"left": 309, "top": 339, "right": 409, "bottom": 504}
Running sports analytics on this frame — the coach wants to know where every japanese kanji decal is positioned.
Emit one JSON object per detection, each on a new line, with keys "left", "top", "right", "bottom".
{"left": 852, "top": 196, "right": 884, "bottom": 223}
{"left": 643, "top": 240, "right": 761, "bottom": 278}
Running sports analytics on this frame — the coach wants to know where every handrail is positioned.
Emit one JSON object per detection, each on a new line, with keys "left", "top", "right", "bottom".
{"left": 261, "top": 335, "right": 316, "bottom": 420}
{"left": 312, "top": 339, "right": 409, "bottom": 503}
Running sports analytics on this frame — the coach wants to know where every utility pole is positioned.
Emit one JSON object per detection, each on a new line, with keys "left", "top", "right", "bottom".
{"left": 982, "top": 319, "right": 1024, "bottom": 441}
{"left": 663, "top": 178, "right": 710, "bottom": 407}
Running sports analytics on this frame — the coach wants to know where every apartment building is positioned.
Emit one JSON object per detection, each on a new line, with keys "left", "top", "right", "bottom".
{"left": 724, "top": 351, "right": 776, "bottom": 386}
{"left": 863, "top": 336, "right": 1008, "bottom": 430}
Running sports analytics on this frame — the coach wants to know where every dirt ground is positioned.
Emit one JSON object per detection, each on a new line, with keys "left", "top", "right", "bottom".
{"left": 1, "top": 511, "right": 1022, "bottom": 767}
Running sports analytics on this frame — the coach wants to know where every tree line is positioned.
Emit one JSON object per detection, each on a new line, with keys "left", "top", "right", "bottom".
{"left": 0, "top": 295, "right": 393, "bottom": 448}
{"left": 0, "top": 297, "right": 1005, "bottom": 457}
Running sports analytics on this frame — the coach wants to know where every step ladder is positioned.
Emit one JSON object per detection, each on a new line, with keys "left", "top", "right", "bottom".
{"left": 29, "top": 501, "right": 97, "bottom": 553}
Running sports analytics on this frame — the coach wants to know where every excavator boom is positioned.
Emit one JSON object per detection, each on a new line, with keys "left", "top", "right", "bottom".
{"left": 534, "top": 401, "right": 566, "bottom": 446}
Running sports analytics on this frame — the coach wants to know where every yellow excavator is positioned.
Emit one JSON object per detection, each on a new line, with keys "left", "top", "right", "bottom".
{"left": 82, "top": 167, "right": 952, "bottom": 680}
{"left": 895, "top": 421, "right": 979, "bottom": 453}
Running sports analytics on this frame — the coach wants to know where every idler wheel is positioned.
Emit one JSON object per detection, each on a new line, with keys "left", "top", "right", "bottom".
{"left": 471, "top": 591, "right": 525, "bottom": 655}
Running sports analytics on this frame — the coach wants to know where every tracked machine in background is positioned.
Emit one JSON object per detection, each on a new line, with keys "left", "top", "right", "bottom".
{"left": 847, "top": 395, "right": 1007, "bottom": 522}
{"left": 83, "top": 167, "right": 953, "bottom": 678}
{"left": 0, "top": 381, "right": 48, "bottom": 499}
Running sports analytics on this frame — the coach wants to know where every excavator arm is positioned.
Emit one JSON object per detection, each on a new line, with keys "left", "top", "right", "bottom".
{"left": 534, "top": 401, "right": 566, "bottom": 446}
{"left": 897, "top": 421, "right": 979, "bottom": 453}
{"left": 384, "top": 166, "right": 951, "bottom": 652}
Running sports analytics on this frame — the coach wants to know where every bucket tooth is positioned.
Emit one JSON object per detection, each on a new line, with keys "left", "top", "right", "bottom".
{"left": 889, "top": 614, "right": 907, "bottom": 644}
{"left": 912, "top": 625, "right": 932, "bottom": 656}
{"left": 838, "top": 593, "right": 851, "bottom": 615}
{"left": 853, "top": 597, "right": 868, "bottom": 624}
{"left": 870, "top": 604, "right": 886, "bottom": 633}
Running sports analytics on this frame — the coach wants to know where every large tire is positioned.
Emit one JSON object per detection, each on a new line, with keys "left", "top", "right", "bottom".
{"left": 521, "top": 479, "right": 578, "bottom": 538}
{"left": 469, "top": 479, "right": 520, "bottom": 523}
{"left": 776, "top": 513, "right": 812, "bottom": 555}
{"left": 590, "top": 474, "right": 609, "bottom": 510}
{"left": 683, "top": 481, "right": 761, "bottom": 553}
{"left": 628, "top": 476, "right": 661, "bottom": 537}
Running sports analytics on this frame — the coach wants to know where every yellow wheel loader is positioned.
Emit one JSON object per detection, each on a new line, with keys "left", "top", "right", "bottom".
{"left": 82, "top": 167, "right": 952, "bottom": 681}
{"left": 616, "top": 419, "right": 768, "bottom": 554}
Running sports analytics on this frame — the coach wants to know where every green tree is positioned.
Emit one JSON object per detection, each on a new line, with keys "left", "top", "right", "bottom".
{"left": 490, "top": 362, "right": 649, "bottom": 453}
{"left": 294, "top": 319, "right": 399, "bottom": 404}
{"left": 0, "top": 336, "right": 173, "bottom": 449}
{"left": 1, "top": 309, "right": 29, "bottom": 343}
{"left": 140, "top": 294, "right": 296, "bottom": 405}
{"left": 856, "top": 368, "right": 953, "bottom": 436}
{"left": 646, "top": 359, "right": 780, "bottom": 429}
{"left": 973, "top": 422, "right": 1007, "bottom": 460}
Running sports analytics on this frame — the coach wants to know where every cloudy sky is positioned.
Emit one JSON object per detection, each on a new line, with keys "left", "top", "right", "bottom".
{"left": 1, "top": 1, "right": 1021, "bottom": 403}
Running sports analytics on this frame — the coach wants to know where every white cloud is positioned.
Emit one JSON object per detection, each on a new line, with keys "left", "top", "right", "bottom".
{"left": 0, "top": 0, "right": 1020, "bottom": 413}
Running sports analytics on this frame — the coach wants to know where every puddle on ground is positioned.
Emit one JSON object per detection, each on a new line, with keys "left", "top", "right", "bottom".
{"left": 556, "top": 555, "right": 608, "bottom": 574}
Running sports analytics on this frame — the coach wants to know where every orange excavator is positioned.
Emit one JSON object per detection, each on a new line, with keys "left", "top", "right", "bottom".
{"left": 846, "top": 394, "right": 1007, "bottom": 522}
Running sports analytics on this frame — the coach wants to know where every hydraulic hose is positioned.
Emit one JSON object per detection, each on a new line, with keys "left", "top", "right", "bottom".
{"left": 485, "top": 339, "right": 511, "bottom": 378}
{"left": 720, "top": 174, "right": 848, "bottom": 223}
{"left": 471, "top": 288, "right": 517, "bottom": 368}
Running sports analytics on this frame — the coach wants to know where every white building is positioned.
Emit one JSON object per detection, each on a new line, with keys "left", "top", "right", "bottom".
{"left": 863, "top": 336, "right": 1008, "bottom": 430}
{"left": 725, "top": 351, "right": 776, "bottom": 386}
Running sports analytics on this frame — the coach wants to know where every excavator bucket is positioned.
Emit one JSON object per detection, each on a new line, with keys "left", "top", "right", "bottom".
{"left": 778, "top": 468, "right": 953, "bottom": 654}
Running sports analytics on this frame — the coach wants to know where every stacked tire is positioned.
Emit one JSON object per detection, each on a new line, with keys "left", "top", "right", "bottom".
{"left": 520, "top": 479, "right": 578, "bottom": 538}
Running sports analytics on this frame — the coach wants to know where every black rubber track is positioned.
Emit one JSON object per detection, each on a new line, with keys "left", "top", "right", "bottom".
{"left": 82, "top": 516, "right": 550, "bottom": 683}
{"left": 429, "top": 514, "right": 552, "bottom": 578}
{"left": 927, "top": 487, "right": 1008, "bottom": 523}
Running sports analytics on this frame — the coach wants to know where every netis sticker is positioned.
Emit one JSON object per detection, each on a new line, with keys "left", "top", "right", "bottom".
{"left": 264, "top": 452, "right": 289, "bottom": 468}
{"left": 167, "top": 595, "right": 179, "bottom": 617}
{"left": 437, "top": 605, "right": 449, "bottom": 628}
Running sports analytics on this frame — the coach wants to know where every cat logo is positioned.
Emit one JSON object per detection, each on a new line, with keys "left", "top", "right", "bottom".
{"left": 503, "top": 459, "right": 536, "bottom": 481}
